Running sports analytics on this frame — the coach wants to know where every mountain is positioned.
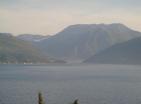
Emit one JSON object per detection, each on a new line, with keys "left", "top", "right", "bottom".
{"left": 0, "top": 33, "right": 51, "bottom": 64}
{"left": 38, "top": 23, "right": 141, "bottom": 62}
{"left": 17, "top": 34, "right": 50, "bottom": 42}
{"left": 84, "top": 37, "right": 141, "bottom": 65}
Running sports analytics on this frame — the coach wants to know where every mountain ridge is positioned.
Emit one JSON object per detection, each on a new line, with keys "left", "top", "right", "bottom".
{"left": 0, "top": 33, "right": 51, "bottom": 64}
{"left": 17, "top": 34, "right": 50, "bottom": 42}
{"left": 84, "top": 37, "right": 141, "bottom": 65}
{"left": 38, "top": 23, "right": 141, "bottom": 62}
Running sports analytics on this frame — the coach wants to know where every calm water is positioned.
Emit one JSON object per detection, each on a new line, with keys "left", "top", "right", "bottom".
{"left": 0, "top": 64, "right": 141, "bottom": 104}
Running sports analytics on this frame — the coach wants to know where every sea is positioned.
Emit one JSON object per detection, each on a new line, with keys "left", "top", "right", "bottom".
{"left": 0, "top": 64, "right": 141, "bottom": 104}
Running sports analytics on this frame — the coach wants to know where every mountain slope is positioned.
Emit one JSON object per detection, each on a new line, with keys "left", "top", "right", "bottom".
{"left": 0, "top": 33, "right": 50, "bottom": 63}
{"left": 38, "top": 23, "right": 141, "bottom": 62}
{"left": 84, "top": 37, "right": 141, "bottom": 64}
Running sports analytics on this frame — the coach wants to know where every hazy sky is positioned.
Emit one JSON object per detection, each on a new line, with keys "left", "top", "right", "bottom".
{"left": 0, "top": 0, "right": 141, "bottom": 35}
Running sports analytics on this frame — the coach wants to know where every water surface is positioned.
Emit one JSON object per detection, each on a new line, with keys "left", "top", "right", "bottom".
{"left": 0, "top": 64, "right": 141, "bottom": 104}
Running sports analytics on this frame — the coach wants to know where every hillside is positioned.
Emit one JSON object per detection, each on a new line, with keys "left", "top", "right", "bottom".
{"left": 0, "top": 33, "right": 50, "bottom": 64}
{"left": 38, "top": 23, "right": 141, "bottom": 62}
{"left": 84, "top": 37, "right": 141, "bottom": 65}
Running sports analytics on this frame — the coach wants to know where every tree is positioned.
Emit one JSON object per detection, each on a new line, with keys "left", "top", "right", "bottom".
{"left": 73, "top": 99, "right": 78, "bottom": 104}
{"left": 38, "top": 92, "right": 45, "bottom": 104}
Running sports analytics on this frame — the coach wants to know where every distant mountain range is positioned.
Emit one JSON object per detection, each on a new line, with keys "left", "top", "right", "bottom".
{"left": 17, "top": 34, "right": 50, "bottom": 42}
{"left": 0, "top": 33, "right": 63, "bottom": 64}
{"left": 1, "top": 23, "right": 141, "bottom": 64}
{"left": 37, "top": 23, "right": 141, "bottom": 62}
{"left": 84, "top": 37, "right": 141, "bottom": 64}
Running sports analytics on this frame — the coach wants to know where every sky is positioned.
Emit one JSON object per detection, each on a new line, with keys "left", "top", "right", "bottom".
{"left": 0, "top": 0, "right": 141, "bottom": 35}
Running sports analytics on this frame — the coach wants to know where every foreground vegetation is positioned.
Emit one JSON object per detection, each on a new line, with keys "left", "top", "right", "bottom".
{"left": 38, "top": 92, "right": 78, "bottom": 104}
